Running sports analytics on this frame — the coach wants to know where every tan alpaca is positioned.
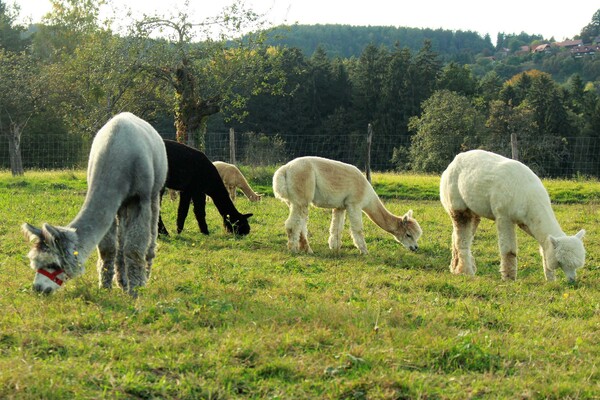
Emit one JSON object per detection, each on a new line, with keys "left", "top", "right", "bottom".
{"left": 213, "top": 161, "right": 262, "bottom": 202}
{"left": 273, "top": 156, "right": 422, "bottom": 254}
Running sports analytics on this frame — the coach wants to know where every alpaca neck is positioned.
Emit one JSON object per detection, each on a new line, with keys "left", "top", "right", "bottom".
{"left": 362, "top": 195, "right": 397, "bottom": 233}
{"left": 207, "top": 185, "right": 240, "bottom": 218}
{"left": 524, "top": 200, "right": 565, "bottom": 244}
{"left": 240, "top": 183, "right": 259, "bottom": 198}
{"left": 67, "top": 188, "right": 121, "bottom": 262}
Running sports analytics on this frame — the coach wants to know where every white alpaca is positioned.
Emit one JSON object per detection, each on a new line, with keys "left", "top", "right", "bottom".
{"left": 213, "top": 161, "right": 262, "bottom": 202}
{"left": 22, "top": 113, "right": 168, "bottom": 295}
{"left": 273, "top": 156, "right": 422, "bottom": 254}
{"left": 440, "top": 149, "right": 586, "bottom": 282}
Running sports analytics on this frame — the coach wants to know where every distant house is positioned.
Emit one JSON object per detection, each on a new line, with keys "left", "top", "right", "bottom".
{"left": 571, "top": 45, "right": 598, "bottom": 58}
{"left": 534, "top": 44, "right": 552, "bottom": 53}
{"left": 554, "top": 39, "right": 583, "bottom": 48}
{"left": 516, "top": 45, "right": 530, "bottom": 55}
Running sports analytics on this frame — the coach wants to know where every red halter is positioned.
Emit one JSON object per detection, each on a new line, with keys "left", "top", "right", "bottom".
{"left": 37, "top": 268, "right": 66, "bottom": 286}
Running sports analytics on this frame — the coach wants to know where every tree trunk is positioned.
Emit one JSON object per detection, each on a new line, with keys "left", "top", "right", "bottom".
{"left": 173, "top": 64, "right": 220, "bottom": 148}
{"left": 8, "top": 123, "right": 24, "bottom": 176}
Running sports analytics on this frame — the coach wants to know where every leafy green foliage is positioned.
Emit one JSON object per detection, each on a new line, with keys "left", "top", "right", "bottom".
{"left": 1, "top": 170, "right": 599, "bottom": 398}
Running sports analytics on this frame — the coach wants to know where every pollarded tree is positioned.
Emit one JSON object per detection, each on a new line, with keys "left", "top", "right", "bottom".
{"left": 406, "top": 90, "right": 485, "bottom": 173}
{"left": 134, "top": 0, "right": 278, "bottom": 148}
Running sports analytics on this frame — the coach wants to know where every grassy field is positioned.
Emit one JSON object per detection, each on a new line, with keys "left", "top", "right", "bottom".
{"left": 0, "top": 169, "right": 599, "bottom": 399}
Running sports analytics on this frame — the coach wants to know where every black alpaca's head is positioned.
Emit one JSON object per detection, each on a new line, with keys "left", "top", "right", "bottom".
{"left": 223, "top": 213, "right": 253, "bottom": 236}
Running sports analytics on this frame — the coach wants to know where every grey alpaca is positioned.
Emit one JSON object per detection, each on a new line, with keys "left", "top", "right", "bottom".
{"left": 22, "top": 113, "right": 168, "bottom": 296}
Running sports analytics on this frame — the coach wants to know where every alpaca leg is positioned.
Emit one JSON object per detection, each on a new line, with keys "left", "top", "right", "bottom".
{"left": 115, "top": 213, "right": 127, "bottom": 290}
{"left": 119, "top": 199, "right": 152, "bottom": 296}
{"left": 328, "top": 208, "right": 346, "bottom": 251}
{"left": 176, "top": 190, "right": 193, "bottom": 234}
{"left": 228, "top": 185, "right": 237, "bottom": 201}
{"left": 285, "top": 204, "right": 308, "bottom": 253}
{"left": 299, "top": 216, "right": 313, "bottom": 254}
{"left": 497, "top": 218, "right": 518, "bottom": 280}
{"left": 450, "top": 210, "right": 477, "bottom": 275}
{"left": 470, "top": 216, "right": 481, "bottom": 274}
{"left": 347, "top": 207, "right": 368, "bottom": 254}
{"left": 191, "top": 191, "right": 209, "bottom": 235}
{"left": 540, "top": 246, "right": 556, "bottom": 281}
{"left": 96, "top": 218, "right": 117, "bottom": 289}
{"left": 145, "top": 193, "right": 161, "bottom": 278}
{"left": 157, "top": 188, "right": 168, "bottom": 236}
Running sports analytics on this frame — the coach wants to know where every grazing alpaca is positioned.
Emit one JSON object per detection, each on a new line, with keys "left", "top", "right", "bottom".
{"left": 22, "top": 113, "right": 168, "bottom": 295}
{"left": 440, "top": 149, "right": 586, "bottom": 282}
{"left": 158, "top": 140, "right": 252, "bottom": 236}
{"left": 213, "top": 161, "right": 262, "bottom": 202}
{"left": 273, "top": 156, "right": 422, "bottom": 254}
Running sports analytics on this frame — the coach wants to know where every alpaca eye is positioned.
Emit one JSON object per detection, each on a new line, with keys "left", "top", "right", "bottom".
{"left": 406, "top": 234, "right": 412, "bottom": 238}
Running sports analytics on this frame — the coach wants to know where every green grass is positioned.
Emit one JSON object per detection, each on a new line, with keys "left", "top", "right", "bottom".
{"left": 1, "top": 169, "right": 599, "bottom": 399}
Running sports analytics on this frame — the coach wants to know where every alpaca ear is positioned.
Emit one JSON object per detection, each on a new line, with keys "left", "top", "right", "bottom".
{"left": 549, "top": 235, "right": 559, "bottom": 248}
{"left": 42, "top": 223, "right": 63, "bottom": 248}
{"left": 22, "top": 223, "right": 43, "bottom": 243}
{"left": 575, "top": 229, "right": 586, "bottom": 240}
{"left": 243, "top": 213, "right": 253, "bottom": 219}
{"left": 402, "top": 210, "right": 413, "bottom": 224}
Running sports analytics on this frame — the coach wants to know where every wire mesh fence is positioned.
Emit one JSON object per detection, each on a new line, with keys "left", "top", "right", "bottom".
{"left": 2, "top": 131, "right": 600, "bottom": 178}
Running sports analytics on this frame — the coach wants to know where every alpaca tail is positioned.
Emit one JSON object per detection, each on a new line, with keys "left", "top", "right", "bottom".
{"left": 272, "top": 166, "right": 289, "bottom": 201}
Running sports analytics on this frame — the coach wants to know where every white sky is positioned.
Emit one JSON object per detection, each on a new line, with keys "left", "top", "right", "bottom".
{"left": 11, "top": 0, "right": 600, "bottom": 43}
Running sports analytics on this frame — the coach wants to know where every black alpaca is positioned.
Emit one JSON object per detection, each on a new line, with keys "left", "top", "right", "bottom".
{"left": 158, "top": 140, "right": 252, "bottom": 236}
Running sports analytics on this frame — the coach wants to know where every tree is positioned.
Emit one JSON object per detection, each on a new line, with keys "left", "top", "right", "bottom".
{"left": 0, "top": 2, "right": 41, "bottom": 175}
{"left": 0, "top": 0, "right": 28, "bottom": 51}
{"left": 436, "top": 61, "right": 478, "bottom": 96}
{"left": 485, "top": 100, "right": 537, "bottom": 159}
{"left": 407, "top": 39, "right": 441, "bottom": 116}
{"left": 406, "top": 90, "right": 485, "bottom": 173}
{"left": 134, "top": 0, "right": 275, "bottom": 148}
{"left": 352, "top": 43, "right": 388, "bottom": 126}
{"left": 579, "top": 9, "right": 600, "bottom": 44}
{"left": 0, "top": 50, "right": 46, "bottom": 175}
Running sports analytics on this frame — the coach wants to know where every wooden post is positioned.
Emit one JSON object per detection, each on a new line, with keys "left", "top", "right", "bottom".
{"left": 366, "top": 123, "right": 373, "bottom": 183}
{"left": 229, "top": 127, "right": 236, "bottom": 164}
{"left": 511, "top": 132, "right": 519, "bottom": 161}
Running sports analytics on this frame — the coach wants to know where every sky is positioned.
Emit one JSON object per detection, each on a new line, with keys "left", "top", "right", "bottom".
{"left": 11, "top": 0, "right": 600, "bottom": 43}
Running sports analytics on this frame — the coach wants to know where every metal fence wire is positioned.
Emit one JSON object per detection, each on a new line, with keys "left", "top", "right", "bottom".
{"left": 2, "top": 131, "right": 600, "bottom": 178}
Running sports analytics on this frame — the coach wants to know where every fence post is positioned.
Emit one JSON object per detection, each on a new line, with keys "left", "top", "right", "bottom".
{"left": 511, "top": 132, "right": 519, "bottom": 161}
{"left": 229, "top": 127, "right": 236, "bottom": 164}
{"left": 366, "top": 123, "right": 373, "bottom": 183}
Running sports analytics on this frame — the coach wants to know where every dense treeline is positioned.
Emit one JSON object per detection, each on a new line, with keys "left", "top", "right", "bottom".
{"left": 263, "top": 24, "right": 495, "bottom": 62}
{"left": 213, "top": 39, "right": 600, "bottom": 175}
{"left": 1, "top": 0, "right": 599, "bottom": 177}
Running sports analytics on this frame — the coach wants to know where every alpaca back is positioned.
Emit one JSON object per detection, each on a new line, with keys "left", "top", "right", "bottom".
{"left": 214, "top": 161, "right": 261, "bottom": 201}
{"left": 273, "top": 156, "right": 372, "bottom": 209}
{"left": 87, "top": 113, "right": 167, "bottom": 203}
{"left": 163, "top": 140, "right": 223, "bottom": 195}
{"left": 441, "top": 149, "right": 552, "bottom": 222}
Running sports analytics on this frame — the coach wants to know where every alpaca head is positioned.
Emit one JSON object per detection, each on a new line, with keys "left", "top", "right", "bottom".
{"left": 392, "top": 210, "right": 422, "bottom": 252}
{"left": 22, "top": 223, "right": 82, "bottom": 294}
{"left": 223, "top": 213, "right": 253, "bottom": 236}
{"left": 546, "top": 229, "right": 586, "bottom": 282}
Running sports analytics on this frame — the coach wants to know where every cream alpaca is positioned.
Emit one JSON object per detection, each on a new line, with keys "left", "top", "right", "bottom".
{"left": 273, "top": 156, "right": 422, "bottom": 254}
{"left": 440, "top": 149, "right": 586, "bottom": 282}
{"left": 213, "top": 161, "right": 262, "bottom": 202}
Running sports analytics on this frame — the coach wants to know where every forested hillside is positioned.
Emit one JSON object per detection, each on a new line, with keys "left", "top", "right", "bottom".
{"left": 263, "top": 24, "right": 495, "bottom": 61}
